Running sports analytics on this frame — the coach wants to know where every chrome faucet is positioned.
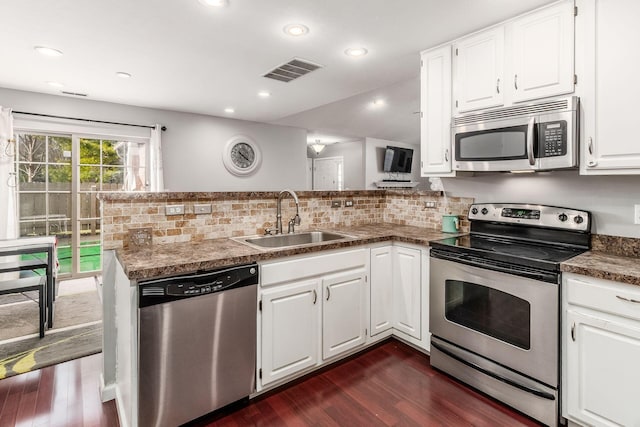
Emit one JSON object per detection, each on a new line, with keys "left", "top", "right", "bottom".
{"left": 276, "top": 189, "right": 301, "bottom": 234}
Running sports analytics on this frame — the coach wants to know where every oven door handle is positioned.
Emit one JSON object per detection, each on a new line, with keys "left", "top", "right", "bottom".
{"left": 431, "top": 341, "right": 556, "bottom": 401}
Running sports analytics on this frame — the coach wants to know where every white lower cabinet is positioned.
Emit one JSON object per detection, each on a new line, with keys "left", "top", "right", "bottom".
{"left": 563, "top": 273, "right": 640, "bottom": 426}
{"left": 370, "top": 244, "right": 426, "bottom": 345}
{"left": 260, "top": 279, "right": 320, "bottom": 386}
{"left": 370, "top": 246, "right": 393, "bottom": 335}
{"left": 322, "top": 270, "right": 367, "bottom": 360}
{"left": 393, "top": 246, "right": 422, "bottom": 339}
{"left": 258, "top": 248, "right": 368, "bottom": 390}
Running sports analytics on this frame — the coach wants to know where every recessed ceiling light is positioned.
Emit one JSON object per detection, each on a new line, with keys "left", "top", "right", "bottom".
{"left": 345, "top": 47, "right": 368, "bottom": 57}
{"left": 224, "top": 107, "right": 235, "bottom": 113}
{"left": 257, "top": 91, "right": 271, "bottom": 98}
{"left": 198, "top": 0, "right": 228, "bottom": 7}
{"left": 34, "top": 46, "right": 63, "bottom": 57}
{"left": 372, "top": 98, "right": 385, "bottom": 106}
{"left": 116, "top": 72, "right": 132, "bottom": 78}
{"left": 283, "top": 24, "right": 309, "bottom": 37}
{"left": 46, "top": 81, "right": 64, "bottom": 88}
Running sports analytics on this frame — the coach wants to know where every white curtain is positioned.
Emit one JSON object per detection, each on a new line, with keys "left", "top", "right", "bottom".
{"left": 0, "top": 106, "right": 18, "bottom": 240}
{"left": 148, "top": 124, "right": 164, "bottom": 192}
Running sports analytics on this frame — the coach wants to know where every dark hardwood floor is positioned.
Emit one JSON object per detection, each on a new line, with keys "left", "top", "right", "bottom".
{"left": 0, "top": 353, "right": 118, "bottom": 427}
{"left": 196, "top": 340, "right": 541, "bottom": 427}
{"left": 0, "top": 340, "right": 541, "bottom": 427}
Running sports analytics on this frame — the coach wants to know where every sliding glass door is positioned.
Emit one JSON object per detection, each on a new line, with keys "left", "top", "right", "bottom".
{"left": 16, "top": 132, "right": 148, "bottom": 278}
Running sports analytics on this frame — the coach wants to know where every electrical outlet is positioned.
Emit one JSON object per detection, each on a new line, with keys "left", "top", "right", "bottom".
{"left": 635, "top": 205, "right": 640, "bottom": 224}
{"left": 194, "top": 204, "right": 212, "bottom": 214}
{"left": 424, "top": 201, "right": 437, "bottom": 208}
{"left": 344, "top": 200, "right": 354, "bottom": 207}
{"left": 331, "top": 200, "right": 342, "bottom": 208}
{"left": 165, "top": 204, "right": 185, "bottom": 215}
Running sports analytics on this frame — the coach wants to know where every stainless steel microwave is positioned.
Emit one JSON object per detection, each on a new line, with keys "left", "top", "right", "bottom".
{"left": 452, "top": 96, "right": 579, "bottom": 172}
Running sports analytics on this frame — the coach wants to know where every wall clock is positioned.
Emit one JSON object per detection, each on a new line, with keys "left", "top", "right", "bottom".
{"left": 222, "top": 135, "right": 262, "bottom": 176}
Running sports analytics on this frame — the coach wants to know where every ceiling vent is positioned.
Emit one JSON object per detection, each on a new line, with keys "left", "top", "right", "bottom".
{"left": 263, "top": 58, "right": 322, "bottom": 83}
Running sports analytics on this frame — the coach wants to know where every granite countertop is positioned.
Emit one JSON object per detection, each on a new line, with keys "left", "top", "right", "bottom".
{"left": 116, "top": 223, "right": 459, "bottom": 280}
{"left": 561, "top": 251, "right": 640, "bottom": 287}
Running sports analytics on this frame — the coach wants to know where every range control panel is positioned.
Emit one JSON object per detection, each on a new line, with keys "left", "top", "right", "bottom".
{"left": 539, "top": 120, "right": 567, "bottom": 158}
{"left": 469, "top": 203, "right": 590, "bottom": 232}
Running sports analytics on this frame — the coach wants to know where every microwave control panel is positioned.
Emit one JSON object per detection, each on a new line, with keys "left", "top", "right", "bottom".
{"left": 539, "top": 121, "right": 567, "bottom": 157}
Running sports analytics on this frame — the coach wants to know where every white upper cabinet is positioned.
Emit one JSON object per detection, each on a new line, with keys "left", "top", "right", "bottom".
{"left": 578, "top": 0, "right": 640, "bottom": 174}
{"left": 420, "top": 45, "right": 454, "bottom": 176}
{"left": 453, "top": 27, "right": 505, "bottom": 113}
{"left": 451, "top": 0, "right": 575, "bottom": 115}
{"left": 511, "top": 1, "right": 575, "bottom": 103}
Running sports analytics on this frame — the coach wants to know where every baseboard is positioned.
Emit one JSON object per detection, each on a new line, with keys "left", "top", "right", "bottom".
{"left": 99, "top": 373, "right": 117, "bottom": 402}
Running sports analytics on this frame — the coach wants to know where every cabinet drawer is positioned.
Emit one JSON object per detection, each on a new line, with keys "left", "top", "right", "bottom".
{"left": 566, "top": 275, "right": 640, "bottom": 322}
{"left": 260, "top": 248, "right": 368, "bottom": 287}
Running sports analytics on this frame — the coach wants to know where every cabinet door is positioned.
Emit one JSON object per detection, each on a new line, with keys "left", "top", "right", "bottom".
{"left": 322, "top": 270, "right": 366, "bottom": 360}
{"left": 511, "top": 1, "right": 575, "bottom": 103}
{"left": 393, "top": 246, "right": 421, "bottom": 340}
{"left": 566, "top": 309, "right": 640, "bottom": 426}
{"left": 370, "top": 246, "right": 393, "bottom": 335}
{"left": 579, "top": 0, "right": 640, "bottom": 173}
{"left": 420, "top": 46, "right": 453, "bottom": 176}
{"left": 453, "top": 27, "right": 504, "bottom": 113}
{"left": 260, "top": 280, "right": 320, "bottom": 386}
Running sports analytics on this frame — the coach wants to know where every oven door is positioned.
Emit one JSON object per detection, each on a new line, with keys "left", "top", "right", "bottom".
{"left": 430, "top": 257, "right": 558, "bottom": 387}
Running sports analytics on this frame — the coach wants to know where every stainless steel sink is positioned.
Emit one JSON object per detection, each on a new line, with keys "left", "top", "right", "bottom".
{"left": 238, "top": 231, "right": 351, "bottom": 249}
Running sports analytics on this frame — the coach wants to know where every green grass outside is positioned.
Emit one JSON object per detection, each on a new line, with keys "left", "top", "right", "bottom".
{"left": 20, "top": 240, "right": 101, "bottom": 276}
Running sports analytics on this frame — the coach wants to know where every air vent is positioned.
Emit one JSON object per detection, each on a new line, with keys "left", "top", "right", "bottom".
{"left": 453, "top": 96, "right": 578, "bottom": 126}
{"left": 61, "top": 91, "right": 88, "bottom": 97}
{"left": 141, "top": 287, "right": 165, "bottom": 296}
{"left": 263, "top": 58, "right": 322, "bottom": 82}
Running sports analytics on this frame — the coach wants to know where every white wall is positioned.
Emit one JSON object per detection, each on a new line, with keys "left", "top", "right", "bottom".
{"left": 308, "top": 140, "right": 365, "bottom": 190}
{"left": 443, "top": 170, "right": 640, "bottom": 238}
{"left": 0, "top": 87, "right": 307, "bottom": 191}
{"left": 364, "top": 137, "right": 427, "bottom": 189}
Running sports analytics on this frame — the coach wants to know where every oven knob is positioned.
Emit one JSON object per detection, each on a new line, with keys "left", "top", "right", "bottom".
{"left": 574, "top": 215, "right": 584, "bottom": 224}
{"left": 481, "top": 208, "right": 488, "bottom": 215}
{"left": 471, "top": 208, "right": 478, "bottom": 215}
{"left": 558, "top": 213, "right": 568, "bottom": 222}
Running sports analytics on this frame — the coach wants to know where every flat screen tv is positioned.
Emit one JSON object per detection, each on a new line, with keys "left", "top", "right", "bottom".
{"left": 383, "top": 146, "right": 413, "bottom": 173}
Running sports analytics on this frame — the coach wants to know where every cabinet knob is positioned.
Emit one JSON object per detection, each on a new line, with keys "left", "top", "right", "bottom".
{"left": 444, "top": 149, "right": 449, "bottom": 162}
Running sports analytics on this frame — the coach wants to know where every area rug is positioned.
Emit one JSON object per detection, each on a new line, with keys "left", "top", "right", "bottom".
{"left": 0, "top": 290, "right": 102, "bottom": 341}
{"left": 0, "top": 323, "right": 102, "bottom": 379}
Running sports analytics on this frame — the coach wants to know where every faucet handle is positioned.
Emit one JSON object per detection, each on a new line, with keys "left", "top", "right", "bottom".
{"left": 264, "top": 228, "right": 273, "bottom": 235}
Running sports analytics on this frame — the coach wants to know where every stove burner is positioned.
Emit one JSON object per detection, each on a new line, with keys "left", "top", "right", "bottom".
{"left": 490, "top": 245, "right": 551, "bottom": 260}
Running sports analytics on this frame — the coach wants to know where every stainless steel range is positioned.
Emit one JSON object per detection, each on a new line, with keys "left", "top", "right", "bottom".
{"left": 429, "top": 203, "right": 591, "bottom": 427}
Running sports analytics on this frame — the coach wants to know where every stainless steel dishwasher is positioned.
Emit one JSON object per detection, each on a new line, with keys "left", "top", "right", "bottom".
{"left": 137, "top": 263, "right": 258, "bottom": 427}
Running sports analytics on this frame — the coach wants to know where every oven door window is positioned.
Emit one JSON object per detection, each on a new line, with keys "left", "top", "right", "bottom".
{"left": 445, "top": 280, "right": 531, "bottom": 350}
{"left": 455, "top": 125, "right": 530, "bottom": 161}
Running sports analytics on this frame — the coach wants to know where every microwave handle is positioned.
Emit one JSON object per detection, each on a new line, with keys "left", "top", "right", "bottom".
{"left": 527, "top": 116, "right": 535, "bottom": 166}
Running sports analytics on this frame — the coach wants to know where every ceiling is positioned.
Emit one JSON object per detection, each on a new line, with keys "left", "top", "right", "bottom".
{"left": 1, "top": 0, "right": 553, "bottom": 144}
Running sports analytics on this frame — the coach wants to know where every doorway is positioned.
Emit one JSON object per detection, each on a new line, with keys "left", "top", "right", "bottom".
{"left": 313, "top": 156, "right": 344, "bottom": 190}
{"left": 15, "top": 132, "right": 148, "bottom": 278}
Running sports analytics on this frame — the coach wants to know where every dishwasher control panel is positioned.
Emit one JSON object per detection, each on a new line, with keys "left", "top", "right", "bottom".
{"left": 139, "top": 264, "right": 258, "bottom": 308}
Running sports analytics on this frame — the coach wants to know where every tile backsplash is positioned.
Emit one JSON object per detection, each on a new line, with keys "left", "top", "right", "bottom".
{"left": 100, "top": 190, "right": 473, "bottom": 250}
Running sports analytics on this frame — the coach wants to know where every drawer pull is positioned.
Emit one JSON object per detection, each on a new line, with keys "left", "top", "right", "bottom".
{"left": 312, "top": 289, "right": 317, "bottom": 305}
{"left": 616, "top": 295, "right": 640, "bottom": 304}
{"left": 326, "top": 287, "right": 330, "bottom": 301}
{"left": 571, "top": 322, "right": 576, "bottom": 342}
